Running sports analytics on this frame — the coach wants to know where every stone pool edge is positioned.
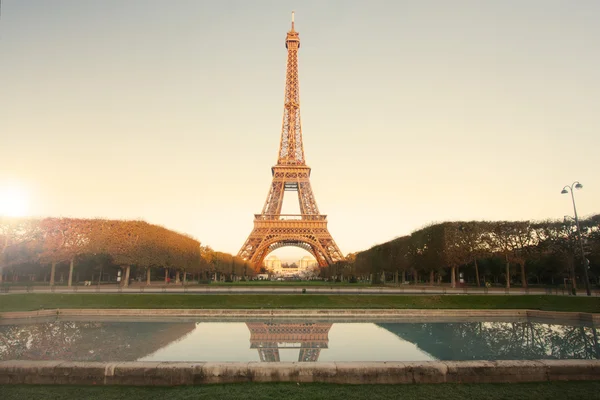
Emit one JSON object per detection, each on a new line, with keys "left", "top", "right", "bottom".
{"left": 1, "top": 308, "right": 599, "bottom": 323}
{"left": 0, "top": 360, "right": 599, "bottom": 385}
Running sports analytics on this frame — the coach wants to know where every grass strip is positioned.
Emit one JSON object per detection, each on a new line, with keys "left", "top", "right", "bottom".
{"left": 1, "top": 382, "right": 600, "bottom": 400}
{"left": 0, "top": 294, "right": 599, "bottom": 313}
{"left": 1, "top": 280, "right": 376, "bottom": 287}
{"left": 208, "top": 281, "right": 374, "bottom": 286}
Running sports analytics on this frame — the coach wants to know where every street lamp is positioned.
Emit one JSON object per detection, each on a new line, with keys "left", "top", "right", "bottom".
{"left": 561, "top": 181, "right": 591, "bottom": 296}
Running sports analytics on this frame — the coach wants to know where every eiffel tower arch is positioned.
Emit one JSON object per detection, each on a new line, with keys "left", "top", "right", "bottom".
{"left": 238, "top": 13, "right": 343, "bottom": 268}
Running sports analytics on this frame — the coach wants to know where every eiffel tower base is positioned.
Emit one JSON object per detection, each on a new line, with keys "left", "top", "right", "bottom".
{"left": 239, "top": 215, "right": 343, "bottom": 268}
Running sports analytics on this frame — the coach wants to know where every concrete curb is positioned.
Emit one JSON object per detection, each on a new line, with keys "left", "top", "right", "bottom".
{"left": 0, "top": 360, "right": 599, "bottom": 385}
{"left": 1, "top": 308, "right": 598, "bottom": 324}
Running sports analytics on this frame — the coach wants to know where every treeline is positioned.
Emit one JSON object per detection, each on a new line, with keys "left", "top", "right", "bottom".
{"left": 324, "top": 215, "right": 600, "bottom": 289}
{"left": 0, "top": 217, "right": 254, "bottom": 286}
{"left": 199, "top": 246, "right": 256, "bottom": 282}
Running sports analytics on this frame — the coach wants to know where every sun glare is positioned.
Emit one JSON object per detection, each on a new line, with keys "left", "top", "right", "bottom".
{"left": 0, "top": 186, "right": 29, "bottom": 217}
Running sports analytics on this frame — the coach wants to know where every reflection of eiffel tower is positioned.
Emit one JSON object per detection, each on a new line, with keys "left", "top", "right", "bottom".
{"left": 246, "top": 322, "right": 332, "bottom": 362}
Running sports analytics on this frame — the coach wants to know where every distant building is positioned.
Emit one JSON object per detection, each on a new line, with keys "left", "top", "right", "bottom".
{"left": 298, "top": 256, "right": 317, "bottom": 270}
{"left": 264, "top": 255, "right": 281, "bottom": 271}
{"left": 264, "top": 255, "right": 318, "bottom": 278}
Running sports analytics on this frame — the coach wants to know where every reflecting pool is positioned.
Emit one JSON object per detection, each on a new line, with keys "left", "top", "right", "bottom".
{"left": 1, "top": 319, "right": 598, "bottom": 362}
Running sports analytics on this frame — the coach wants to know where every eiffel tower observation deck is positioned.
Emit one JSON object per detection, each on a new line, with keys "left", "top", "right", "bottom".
{"left": 238, "top": 12, "right": 343, "bottom": 268}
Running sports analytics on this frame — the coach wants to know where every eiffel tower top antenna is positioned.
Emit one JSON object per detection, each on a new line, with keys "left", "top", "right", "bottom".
{"left": 280, "top": 11, "right": 302, "bottom": 165}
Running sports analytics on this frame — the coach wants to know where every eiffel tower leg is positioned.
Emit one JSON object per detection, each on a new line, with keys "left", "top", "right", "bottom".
{"left": 297, "top": 181, "right": 319, "bottom": 215}
{"left": 238, "top": 226, "right": 268, "bottom": 266}
{"left": 308, "top": 243, "right": 328, "bottom": 267}
{"left": 250, "top": 237, "right": 272, "bottom": 266}
{"left": 262, "top": 180, "right": 285, "bottom": 216}
{"left": 318, "top": 237, "right": 344, "bottom": 265}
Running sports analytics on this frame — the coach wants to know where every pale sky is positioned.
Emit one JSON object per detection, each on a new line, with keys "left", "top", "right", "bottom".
{"left": 1, "top": 1, "right": 598, "bottom": 261}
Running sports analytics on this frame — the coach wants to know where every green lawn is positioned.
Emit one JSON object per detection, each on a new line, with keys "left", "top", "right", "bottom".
{"left": 1, "top": 382, "right": 599, "bottom": 400}
{"left": 0, "top": 280, "right": 376, "bottom": 287}
{"left": 0, "top": 294, "right": 599, "bottom": 313}
{"left": 207, "top": 280, "right": 374, "bottom": 286}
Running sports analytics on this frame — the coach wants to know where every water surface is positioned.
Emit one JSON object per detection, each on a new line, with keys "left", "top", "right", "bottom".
{"left": 1, "top": 318, "right": 598, "bottom": 362}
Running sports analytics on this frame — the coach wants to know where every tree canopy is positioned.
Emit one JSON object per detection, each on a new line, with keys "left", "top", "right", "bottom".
{"left": 332, "top": 215, "right": 599, "bottom": 288}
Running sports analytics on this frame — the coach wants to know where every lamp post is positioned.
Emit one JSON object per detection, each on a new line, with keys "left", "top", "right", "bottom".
{"left": 561, "top": 181, "right": 591, "bottom": 296}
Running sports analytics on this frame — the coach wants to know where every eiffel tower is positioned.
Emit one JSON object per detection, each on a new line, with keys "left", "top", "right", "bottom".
{"left": 238, "top": 13, "right": 343, "bottom": 268}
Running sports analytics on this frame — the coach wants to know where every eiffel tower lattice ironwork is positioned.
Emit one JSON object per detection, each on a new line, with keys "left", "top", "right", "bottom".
{"left": 238, "top": 13, "right": 343, "bottom": 268}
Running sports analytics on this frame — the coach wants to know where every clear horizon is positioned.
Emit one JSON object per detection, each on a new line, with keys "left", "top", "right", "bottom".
{"left": 1, "top": 1, "right": 599, "bottom": 262}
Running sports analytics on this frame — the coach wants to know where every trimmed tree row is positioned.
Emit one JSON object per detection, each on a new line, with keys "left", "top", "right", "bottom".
{"left": 327, "top": 215, "right": 600, "bottom": 288}
{"left": 0, "top": 217, "right": 252, "bottom": 286}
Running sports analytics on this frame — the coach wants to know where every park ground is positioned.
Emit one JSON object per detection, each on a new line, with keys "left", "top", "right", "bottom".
{"left": 1, "top": 382, "right": 600, "bottom": 400}
{"left": 1, "top": 295, "right": 598, "bottom": 398}
{"left": 0, "top": 279, "right": 589, "bottom": 288}
{"left": 0, "top": 294, "right": 599, "bottom": 313}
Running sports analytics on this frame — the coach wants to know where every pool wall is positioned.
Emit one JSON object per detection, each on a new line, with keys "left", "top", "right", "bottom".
{"left": 1, "top": 308, "right": 599, "bottom": 324}
{"left": 1, "top": 308, "right": 598, "bottom": 385}
{"left": 0, "top": 360, "right": 599, "bottom": 385}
